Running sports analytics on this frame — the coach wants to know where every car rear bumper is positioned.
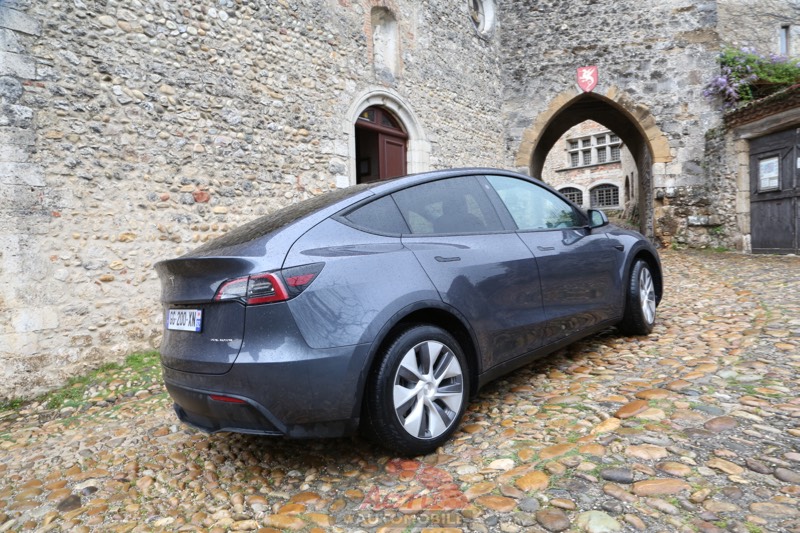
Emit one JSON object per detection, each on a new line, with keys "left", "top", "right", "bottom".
{"left": 161, "top": 340, "right": 372, "bottom": 438}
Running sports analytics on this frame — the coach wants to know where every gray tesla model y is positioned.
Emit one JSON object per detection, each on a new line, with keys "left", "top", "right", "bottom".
{"left": 156, "top": 168, "right": 662, "bottom": 455}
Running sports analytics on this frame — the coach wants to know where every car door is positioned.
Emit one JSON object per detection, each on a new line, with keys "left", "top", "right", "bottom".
{"left": 485, "top": 174, "right": 622, "bottom": 346}
{"left": 394, "top": 176, "right": 547, "bottom": 369}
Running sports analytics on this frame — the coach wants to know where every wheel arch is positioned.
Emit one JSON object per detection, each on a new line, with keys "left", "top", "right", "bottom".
{"left": 629, "top": 248, "right": 663, "bottom": 305}
{"left": 354, "top": 302, "right": 482, "bottom": 423}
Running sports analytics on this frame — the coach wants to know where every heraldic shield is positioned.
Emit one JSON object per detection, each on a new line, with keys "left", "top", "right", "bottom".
{"left": 577, "top": 66, "right": 598, "bottom": 92}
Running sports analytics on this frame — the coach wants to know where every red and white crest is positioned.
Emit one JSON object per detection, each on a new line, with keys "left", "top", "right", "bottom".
{"left": 577, "top": 65, "right": 598, "bottom": 92}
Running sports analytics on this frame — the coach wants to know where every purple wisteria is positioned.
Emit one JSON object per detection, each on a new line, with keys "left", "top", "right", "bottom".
{"left": 704, "top": 47, "right": 800, "bottom": 109}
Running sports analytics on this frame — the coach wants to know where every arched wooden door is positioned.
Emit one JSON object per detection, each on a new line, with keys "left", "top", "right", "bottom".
{"left": 355, "top": 106, "right": 408, "bottom": 183}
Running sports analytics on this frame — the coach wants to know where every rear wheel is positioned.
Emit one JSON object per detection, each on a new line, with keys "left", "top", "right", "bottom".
{"left": 365, "top": 325, "right": 469, "bottom": 456}
{"left": 618, "top": 259, "right": 657, "bottom": 335}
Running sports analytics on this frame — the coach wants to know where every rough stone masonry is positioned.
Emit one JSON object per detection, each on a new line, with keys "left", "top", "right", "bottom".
{"left": 0, "top": 0, "right": 787, "bottom": 398}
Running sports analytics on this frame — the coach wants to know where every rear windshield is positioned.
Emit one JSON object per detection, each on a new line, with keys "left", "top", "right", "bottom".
{"left": 192, "top": 184, "right": 374, "bottom": 254}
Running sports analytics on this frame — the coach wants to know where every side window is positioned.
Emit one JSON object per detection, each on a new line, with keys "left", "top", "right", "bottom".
{"left": 486, "top": 175, "right": 582, "bottom": 231}
{"left": 392, "top": 176, "right": 503, "bottom": 234}
{"left": 343, "top": 195, "right": 409, "bottom": 234}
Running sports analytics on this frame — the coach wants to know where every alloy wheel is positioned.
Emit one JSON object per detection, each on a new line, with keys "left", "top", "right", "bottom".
{"left": 639, "top": 266, "right": 656, "bottom": 325}
{"left": 392, "top": 340, "right": 464, "bottom": 440}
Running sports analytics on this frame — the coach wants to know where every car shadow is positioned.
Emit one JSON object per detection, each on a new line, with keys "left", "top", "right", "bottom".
{"left": 188, "top": 327, "right": 628, "bottom": 468}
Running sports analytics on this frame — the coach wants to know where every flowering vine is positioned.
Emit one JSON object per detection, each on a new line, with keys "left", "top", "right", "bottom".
{"left": 704, "top": 47, "right": 800, "bottom": 109}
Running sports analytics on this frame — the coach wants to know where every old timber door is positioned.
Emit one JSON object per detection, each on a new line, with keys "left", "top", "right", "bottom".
{"left": 355, "top": 106, "right": 407, "bottom": 184}
{"left": 749, "top": 127, "right": 800, "bottom": 254}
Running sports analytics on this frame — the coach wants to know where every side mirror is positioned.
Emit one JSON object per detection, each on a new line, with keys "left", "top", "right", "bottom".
{"left": 588, "top": 209, "right": 609, "bottom": 229}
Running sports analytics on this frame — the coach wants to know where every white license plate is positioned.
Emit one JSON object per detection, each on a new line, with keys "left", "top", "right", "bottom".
{"left": 167, "top": 309, "right": 203, "bottom": 332}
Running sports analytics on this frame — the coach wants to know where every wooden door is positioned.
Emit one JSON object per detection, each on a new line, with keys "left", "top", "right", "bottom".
{"left": 355, "top": 107, "right": 408, "bottom": 184}
{"left": 749, "top": 128, "right": 800, "bottom": 254}
{"left": 380, "top": 134, "right": 406, "bottom": 179}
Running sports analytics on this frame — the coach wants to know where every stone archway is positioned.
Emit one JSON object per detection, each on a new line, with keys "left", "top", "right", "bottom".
{"left": 345, "top": 88, "right": 430, "bottom": 186}
{"left": 515, "top": 88, "right": 671, "bottom": 241}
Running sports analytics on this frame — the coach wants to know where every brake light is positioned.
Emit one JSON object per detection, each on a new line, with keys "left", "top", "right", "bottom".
{"left": 213, "top": 263, "right": 324, "bottom": 305}
{"left": 246, "top": 273, "right": 289, "bottom": 304}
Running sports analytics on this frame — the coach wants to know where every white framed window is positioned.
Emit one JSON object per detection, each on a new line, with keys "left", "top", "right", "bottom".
{"left": 566, "top": 132, "right": 622, "bottom": 168}
{"left": 559, "top": 187, "right": 583, "bottom": 206}
{"left": 780, "top": 25, "right": 791, "bottom": 56}
{"left": 590, "top": 184, "right": 620, "bottom": 208}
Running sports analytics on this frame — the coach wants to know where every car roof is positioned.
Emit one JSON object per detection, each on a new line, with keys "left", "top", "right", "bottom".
{"left": 180, "top": 168, "right": 555, "bottom": 259}
{"left": 364, "top": 167, "right": 545, "bottom": 196}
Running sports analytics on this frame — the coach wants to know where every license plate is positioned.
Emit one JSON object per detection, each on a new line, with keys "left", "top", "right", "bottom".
{"left": 167, "top": 309, "right": 203, "bottom": 332}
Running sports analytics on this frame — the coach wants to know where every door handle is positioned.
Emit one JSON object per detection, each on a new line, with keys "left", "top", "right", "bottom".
{"left": 434, "top": 256, "right": 461, "bottom": 262}
{"left": 537, "top": 246, "right": 555, "bottom": 251}
{"left": 614, "top": 244, "right": 624, "bottom": 251}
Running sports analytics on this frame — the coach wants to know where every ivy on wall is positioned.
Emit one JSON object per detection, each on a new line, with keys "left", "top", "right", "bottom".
{"left": 704, "top": 47, "right": 800, "bottom": 109}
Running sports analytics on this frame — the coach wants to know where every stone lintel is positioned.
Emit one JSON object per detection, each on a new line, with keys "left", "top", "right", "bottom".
{"left": 733, "top": 107, "right": 800, "bottom": 140}
{"left": 0, "top": 161, "right": 44, "bottom": 186}
{"left": 0, "top": 27, "right": 23, "bottom": 53}
{"left": 0, "top": 143, "right": 30, "bottom": 162}
{"left": 0, "top": 127, "right": 34, "bottom": 146}
{"left": 0, "top": 6, "right": 42, "bottom": 36}
{"left": 0, "top": 51, "right": 36, "bottom": 78}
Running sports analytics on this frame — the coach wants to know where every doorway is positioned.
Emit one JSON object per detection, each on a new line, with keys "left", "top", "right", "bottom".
{"left": 519, "top": 93, "right": 669, "bottom": 241}
{"left": 749, "top": 127, "right": 800, "bottom": 254}
{"left": 355, "top": 106, "right": 408, "bottom": 183}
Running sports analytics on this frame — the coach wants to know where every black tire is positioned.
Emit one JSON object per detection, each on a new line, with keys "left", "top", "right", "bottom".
{"left": 365, "top": 325, "right": 469, "bottom": 456}
{"left": 618, "top": 259, "right": 657, "bottom": 336}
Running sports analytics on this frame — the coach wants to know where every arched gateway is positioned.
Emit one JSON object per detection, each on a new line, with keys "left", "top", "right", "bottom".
{"left": 515, "top": 88, "right": 671, "bottom": 241}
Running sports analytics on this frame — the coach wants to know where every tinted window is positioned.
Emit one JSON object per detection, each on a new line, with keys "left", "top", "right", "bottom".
{"left": 392, "top": 176, "right": 503, "bottom": 234}
{"left": 486, "top": 175, "right": 582, "bottom": 230}
{"left": 344, "top": 195, "right": 409, "bottom": 234}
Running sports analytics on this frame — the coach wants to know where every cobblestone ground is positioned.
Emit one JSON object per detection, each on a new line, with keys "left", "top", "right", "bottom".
{"left": 1, "top": 250, "right": 799, "bottom": 533}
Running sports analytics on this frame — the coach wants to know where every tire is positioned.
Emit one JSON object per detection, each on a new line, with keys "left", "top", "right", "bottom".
{"left": 618, "top": 259, "right": 657, "bottom": 336}
{"left": 365, "top": 325, "right": 469, "bottom": 456}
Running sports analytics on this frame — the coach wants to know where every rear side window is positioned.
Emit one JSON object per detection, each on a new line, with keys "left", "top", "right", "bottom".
{"left": 392, "top": 176, "right": 504, "bottom": 234}
{"left": 486, "top": 175, "right": 582, "bottom": 230}
{"left": 343, "top": 195, "right": 409, "bottom": 235}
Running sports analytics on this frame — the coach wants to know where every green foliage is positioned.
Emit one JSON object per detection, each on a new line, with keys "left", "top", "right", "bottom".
{"left": 705, "top": 47, "right": 800, "bottom": 109}
{"left": 125, "top": 350, "right": 161, "bottom": 372}
{"left": 3, "top": 351, "right": 162, "bottom": 412}
{"left": 0, "top": 398, "right": 24, "bottom": 411}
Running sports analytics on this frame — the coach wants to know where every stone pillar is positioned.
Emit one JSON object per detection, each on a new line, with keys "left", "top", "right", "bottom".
{"left": 0, "top": 1, "right": 47, "bottom": 398}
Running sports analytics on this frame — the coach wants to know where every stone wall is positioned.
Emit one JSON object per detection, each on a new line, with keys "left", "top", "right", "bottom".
{"left": 0, "top": 0, "right": 507, "bottom": 400}
{"left": 718, "top": 0, "right": 800, "bottom": 56}
{"left": 654, "top": 126, "right": 742, "bottom": 250}
{"left": 4, "top": 0, "right": 796, "bottom": 398}
{"left": 500, "top": 0, "right": 724, "bottom": 245}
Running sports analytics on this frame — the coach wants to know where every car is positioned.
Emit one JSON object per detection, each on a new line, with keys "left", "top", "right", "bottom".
{"left": 155, "top": 168, "right": 662, "bottom": 455}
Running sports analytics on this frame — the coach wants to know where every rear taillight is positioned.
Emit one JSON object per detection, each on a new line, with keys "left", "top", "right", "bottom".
{"left": 213, "top": 263, "right": 323, "bottom": 305}
{"left": 214, "top": 272, "right": 288, "bottom": 304}
{"left": 280, "top": 263, "right": 325, "bottom": 298}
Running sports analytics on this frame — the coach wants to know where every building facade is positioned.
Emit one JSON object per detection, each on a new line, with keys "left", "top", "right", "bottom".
{"left": 540, "top": 120, "right": 638, "bottom": 217}
{"left": 0, "top": 0, "right": 797, "bottom": 398}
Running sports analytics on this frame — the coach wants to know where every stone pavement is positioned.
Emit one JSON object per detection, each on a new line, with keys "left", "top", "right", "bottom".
{"left": 1, "top": 250, "right": 799, "bottom": 533}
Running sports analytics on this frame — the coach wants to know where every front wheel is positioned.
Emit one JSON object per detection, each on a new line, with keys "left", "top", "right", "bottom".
{"left": 618, "top": 259, "right": 657, "bottom": 335}
{"left": 365, "top": 325, "right": 469, "bottom": 456}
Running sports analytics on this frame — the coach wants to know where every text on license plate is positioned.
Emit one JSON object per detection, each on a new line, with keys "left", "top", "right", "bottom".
{"left": 167, "top": 309, "right": 203, "bottom": 332}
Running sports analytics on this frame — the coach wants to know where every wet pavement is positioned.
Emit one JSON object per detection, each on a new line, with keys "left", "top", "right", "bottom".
{"left": 1, "top": 250, "right": 799, "bottom": 532}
